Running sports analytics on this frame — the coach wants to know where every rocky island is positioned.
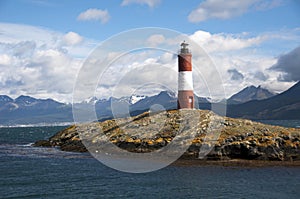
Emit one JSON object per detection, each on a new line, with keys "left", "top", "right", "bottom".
{"left": 34, "top": 109, "right": 300, "bottom": 166}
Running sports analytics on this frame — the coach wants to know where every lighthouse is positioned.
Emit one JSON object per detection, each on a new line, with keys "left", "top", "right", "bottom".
{"left": 178, "top": 41, "right": 194, "bottom": 109}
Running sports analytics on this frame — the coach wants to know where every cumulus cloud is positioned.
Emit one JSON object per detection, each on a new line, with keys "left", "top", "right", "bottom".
{"left": 270, "top": 46, "right": 300, "bottom": 82}
{"left": 93, "top": 29, "right": 299, "bottom": 99}
{"left": 190, "top": 30, "right": 265, "bottom": 53}
{"left": 0, "top": 22, "right": 298, "bottom": 102}
{"left": 91, "top": 49, "right": 176, "bottom": 98}
{"left": 121, "top": 0, "right": 160, "bottom": 7}
{"left": 0, "top": 23, "right": 96, "bottom": 102}
{"left": 188, "top": 0, "right": 283, "bottom": 23}
{"left": 0, "top": 45, "right": 81, "bottom": 102}
{"left": 186, "top": 29, "right": 300, "bottom": 97}
{"left": 0, "top": 54, "right": 12, "bottom": 66}
{"left": 77, "top": 8, "right": 110, "bottom": 24}
{"left": 63, "top": 32, "right": 83, "bottom": 46}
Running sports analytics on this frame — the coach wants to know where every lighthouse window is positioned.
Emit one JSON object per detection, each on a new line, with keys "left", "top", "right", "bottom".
{"left": 189, "top": 96, "right": 193, "bottom": 103}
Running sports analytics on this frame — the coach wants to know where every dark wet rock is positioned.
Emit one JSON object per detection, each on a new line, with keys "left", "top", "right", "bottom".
{"left": 33, "top": 140, "right": 51, "bottom": 147}
{"left": 60, "top": 140, "right": 87, "bottom": 153}
{"left": 281, "top": 135, "right": 290, "bottom": 140}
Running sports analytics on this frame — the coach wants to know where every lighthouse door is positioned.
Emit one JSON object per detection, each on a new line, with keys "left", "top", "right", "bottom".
{"left": 188, "top": 96, "right": 193, "bottom": 107}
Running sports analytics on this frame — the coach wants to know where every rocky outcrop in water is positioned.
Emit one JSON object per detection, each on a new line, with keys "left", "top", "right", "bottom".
{"left": 34, "top": 109, "right": 300, "bottom": 161}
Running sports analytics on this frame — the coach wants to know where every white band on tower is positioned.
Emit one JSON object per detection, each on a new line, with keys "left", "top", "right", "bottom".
{"left": 178, "top": 71, "right": 193, "bottom": 91}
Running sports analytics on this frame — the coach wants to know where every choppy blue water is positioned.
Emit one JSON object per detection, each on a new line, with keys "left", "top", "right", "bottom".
{"left": 1, "top": 125, "right": 300, "bottom": 198}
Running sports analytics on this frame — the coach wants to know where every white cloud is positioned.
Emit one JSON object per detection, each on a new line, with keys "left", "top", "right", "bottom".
{"left": 0, "top": 54, "right": 12, "bottom": 66}
{"left": 190, "top": 30, "right": 265, "bottom": 53}
{"left": 86, "top": 29, "right": 300, "bottom": 100}
{"left": 63, "top": 32, "right": 83, "bottom": 46}
{"left": 0, "top": 23, "right": 96, "bottom": 102}
{"left": 77, "top": 8, "right": 110, "bottom": 24}
{"left": 96, "top": 55, "right": 177, "bottom": 98}
{"left": 188, "top": 0, "right": 284, "bottom": 23}
{"left": 0, "top": 23, "right": 298, "bottom": 102}
{"left": 187, "top": 29, "right": 300, "bottom": 97}
{"left": 121, "top": 0, "right": 160, "bottom": 7}
{"left": 146, "top": 34, "right": 165, "bottom": 46}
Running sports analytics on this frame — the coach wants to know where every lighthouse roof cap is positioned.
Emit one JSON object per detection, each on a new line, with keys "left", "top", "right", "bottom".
{"left": 180, "top": 41, "right": 191, "bottom": 54}
{"left": 181, "top": 41, "right": 189, "bottom": 48}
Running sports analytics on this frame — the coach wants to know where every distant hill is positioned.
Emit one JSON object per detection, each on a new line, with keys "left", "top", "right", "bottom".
{"left": 228, "top": 85, "right": 275, "bottom": 104}
{"left": 227, "top": 81, "right": 300, "bottom": 119}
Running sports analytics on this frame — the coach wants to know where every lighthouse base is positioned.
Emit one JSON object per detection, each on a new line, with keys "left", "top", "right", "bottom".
{"left": 178, "top": 90, "right": 194, "bottom": 109}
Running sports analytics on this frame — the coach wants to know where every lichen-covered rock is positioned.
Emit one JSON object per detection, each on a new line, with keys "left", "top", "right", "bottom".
{"left": 34, "top": 109, "right": 300, "bottom": 161}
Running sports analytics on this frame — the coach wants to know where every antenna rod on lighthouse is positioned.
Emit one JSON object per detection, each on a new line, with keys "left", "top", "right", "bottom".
{"left": 177, "top": 41, "right": 194, "bottom": 109}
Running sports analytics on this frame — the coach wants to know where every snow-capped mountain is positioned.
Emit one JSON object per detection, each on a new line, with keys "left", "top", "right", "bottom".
{"left": 129, "top": 95, "right": 146, "bottom": 104}
{"left": 130, "top": 91, "right": 177, "bottom": 113}
{"left": 82, "top": 94, "right": 152, "bottom": 109}
{"left": 82, "top": 96, "right": 99, "bottom": 104}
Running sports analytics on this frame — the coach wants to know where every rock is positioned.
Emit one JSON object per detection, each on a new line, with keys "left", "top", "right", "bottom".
{"left": 281, "top": 135, "right": 290, "bottom": 140}
{"left": 259, "top": 137, "right": 271, "bottom": 142}
{"left": 33, "top": 140, "right": 51, "bottom": 147}
{"left": 33, "top": 109, "right": 300, "bottom": 161}
{"left": 60, "top": 140, "right": 87, "bottom": 152}
{"left": 246, "top": 132, "right": 253, "bottom": 137}
{"left": 249, "top": 139, "right": 257, "bottom": 146}
{"left": 275, "top": 137, "right": 285, "bottom": 147}
{"left": 246, "top": 146, "right": 262, "bottom": 159}
{"left": 225, "top": 137, "right": 233, "bottom": 143}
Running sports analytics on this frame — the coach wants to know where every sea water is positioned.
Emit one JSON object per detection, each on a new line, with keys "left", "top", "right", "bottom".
{"left": 0, "top": 124, "right": 300, "bottom": 198}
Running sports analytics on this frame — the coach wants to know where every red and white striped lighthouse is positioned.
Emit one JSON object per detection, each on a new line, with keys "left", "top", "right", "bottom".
{"left": 178, "top": 41, "right": 194, "bottom": 109}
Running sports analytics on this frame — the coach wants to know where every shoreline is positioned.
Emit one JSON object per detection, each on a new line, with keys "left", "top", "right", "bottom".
{"left": 31, "top": 143, "right": 300, "bottom": 168}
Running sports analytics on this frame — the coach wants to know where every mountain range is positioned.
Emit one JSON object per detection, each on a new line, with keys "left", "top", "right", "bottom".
{"left": 227, "top": 85, "right": 275, "bottom": 104}
{"left": 0, "top": 95, "right": 72, "bottom": 125}
{"left": 227, "top": 81, "right": 300, "bottom": 120}
{"left": 1, "top": 82, "right": 299, "bottom": 125}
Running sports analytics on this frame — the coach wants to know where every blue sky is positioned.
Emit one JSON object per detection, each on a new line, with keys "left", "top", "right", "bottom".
{"left": 0, "top": 0, "right": 300, "bottom": 102}
{"left": 1, "top": 0, "right": 299, "bottom": 39}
